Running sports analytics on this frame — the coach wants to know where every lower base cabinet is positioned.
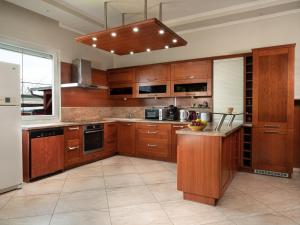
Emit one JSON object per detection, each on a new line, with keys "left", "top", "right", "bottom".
{"left": 171, "top": 124, "right": 188, "bottom": 162}
{"left": 253, "top": 128, "right": 293, "bottom": 175}
{"left": 64, "top": 126, "right": 83, "bottom": 168}
{"left": 117, "top": 122, "right": 136, "bottom": 156}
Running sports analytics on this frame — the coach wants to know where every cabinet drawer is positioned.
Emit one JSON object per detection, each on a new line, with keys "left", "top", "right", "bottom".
{"left": 136, "top": 123, "right": 171, "bottom": 132}
{"left": 136, "top": 138, "right": 169, "bottom": 158}
{"left": 136, "top": 129, "right": 169, "bottom": 140}
{"left": 64, "top": 126, "right": 82, "bottom": 139}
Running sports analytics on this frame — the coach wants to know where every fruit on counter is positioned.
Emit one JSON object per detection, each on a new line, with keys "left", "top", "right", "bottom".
{"left": 191, "top": 119, "right": 207, "bottom": 127}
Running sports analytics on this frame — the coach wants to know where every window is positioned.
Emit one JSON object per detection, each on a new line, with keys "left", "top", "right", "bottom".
{"left": 0, "top": 42, "right": 60, "bottom": 120}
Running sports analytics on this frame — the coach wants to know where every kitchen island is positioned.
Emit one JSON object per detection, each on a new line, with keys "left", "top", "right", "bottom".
{"left": 176, "top": 123, "right": 242, "bottom": 205}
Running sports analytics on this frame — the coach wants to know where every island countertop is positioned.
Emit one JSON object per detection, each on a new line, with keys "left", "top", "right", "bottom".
{"left": 176, "top": 123, "right": 243, "bottom": 137}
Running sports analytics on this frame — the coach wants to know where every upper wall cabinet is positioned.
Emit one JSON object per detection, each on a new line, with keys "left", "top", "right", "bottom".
{"left": 252, "top": 45, "right": 295, "bottom": 129}
{"left": 135, "top": 64, "right": 171, "bottom": 82}
{"left": 107, "top": 68, "right": 135, "bottom": 84}
{"left": 171, "top": 60, "right": 212, "bottom": 81}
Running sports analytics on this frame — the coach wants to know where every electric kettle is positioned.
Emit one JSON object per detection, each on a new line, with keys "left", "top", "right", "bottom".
{"left": 179, "top": 110, "right": 189, "bottom": 122}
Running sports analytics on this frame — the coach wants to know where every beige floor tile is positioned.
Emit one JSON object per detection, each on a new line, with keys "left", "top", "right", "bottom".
{"left": 0, "top": 215, "right": 51, "bottom": 225}
{"left": 80, "top": 160, "right": 103, "bottom": 168}
{"left": 104, "top": 173, "right": 144, "bottom": 188}
{"left": 15, "top": 179, "right": 65, "bottom": 196}
{"left": 55, "top": 189, "right": 108, "bottom": 213}
{"left": 106, "top": 185, "right": 156, "bottom": 208}
{"left": 62, "top": 177, "right": 105, "bottom": 193}
{"left": 233, "top": 213, "right": 297, "bottom": 225}
{"left": 50, "top": 209, "right": 111, "bottom": 225}
{"left": 134, "top": 163, "right": 170, "bottom": 173}
{"left": 281, "top": 207, "right": 300, "bottom": 224}
{"left": 103, "top": 164, "right": 137, "bottom": 176}
{"left": 0, "top": 194, "right": 59, "bottom": 219}
{"left": 110, "top": 203, "right": 172, "bottom": 225}
{"left": 140, "top": 171, "right": 176, "bottom": 184}
{"left": 0, "top": 192, "right": 15, "bottom": 209}
{"left": 102, "top": 156, "right": 132, "bottom": 166}
{"left": 67, "top": 166, "right": 103, "bottom": 178}
{"left": 148, "top": 182, "right": 182, "bottom": 202}
{"left": 42, "top": 172, "right": 68, "bottom": 181}
{"left": 129, "top": 157, "right": 161, "bottom": 166}
{"left": 160, "top": 162, "right": 177, "bottom": 174}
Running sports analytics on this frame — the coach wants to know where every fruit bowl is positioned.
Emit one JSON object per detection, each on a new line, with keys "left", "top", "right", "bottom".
{"left": 188, "top": 119, "right": 207, "bottom": 131}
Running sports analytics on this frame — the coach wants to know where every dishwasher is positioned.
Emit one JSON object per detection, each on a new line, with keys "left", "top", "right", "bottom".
{"left": 30, "top": 128, "right": 64, "bottom": 179}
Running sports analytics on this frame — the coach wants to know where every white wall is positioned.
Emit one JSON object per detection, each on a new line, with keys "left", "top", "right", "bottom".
{"left": 113, "top": 12, "right": 300, "bottom": 99}
{"left": 0, "top": 1, "right": 113, "bottom": 70}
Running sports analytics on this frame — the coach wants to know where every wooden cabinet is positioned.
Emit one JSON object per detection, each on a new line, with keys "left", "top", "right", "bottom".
{"left": 136, "top": 123, "right": 171, "bottom": 160}
{"left": 136, "top": 81, "right": 170, "bottom": 98}
{"left": 252, "top": 44, "right": 295, "bottom": 176}
{"left": 171, "top": 124, "right": 188, "bottom": 162}
{"left": 171, "top": 79, "right": 212, "bottom": 97}
{"left": 171, "top": 60, "right": 212, "bottom": 81}
{"left": 64, "top": 126, "right": 83, "bottom": 168}
{"left": 253, "top": 45, "right": 295, "bottom": 129}
{"left": 107, "top": 68, "right": 135, "bottom": 84}
{"left": 253, "top": 128, "right": 293, "bottom": 175}
{"left": 117, "top": 122, "right": 136, "bottom": 155}
{"left": 109, "top": 83, "right": 136, "bottom": 98}
{"left": 135, "top": 64, "right": 170, "bottom": 82}
{"left": 104, "top": 123, "right": 117, "bottom": 152}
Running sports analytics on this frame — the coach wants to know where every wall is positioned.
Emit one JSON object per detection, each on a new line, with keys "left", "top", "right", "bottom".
{"left": 113, "top": 12, "right": 300, "bottom": 98}
{"left": 0, "top": 1, "right": 113, "bottom": 70}
{"left": 295, "top": 101, "right": 300, "bottom": 168}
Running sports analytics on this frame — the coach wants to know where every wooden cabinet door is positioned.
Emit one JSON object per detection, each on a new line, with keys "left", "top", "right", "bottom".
{"left": 135, "top": 64, "right": 170, "bottom": 82}
{"left": 104, "top": 123, "right": 117, "bottom": 152}
{"left": 171, "top": 60, "right": 212, "bottom": 81}
{"left": 135, "top": 81, "right": 171, "bottom": 98}
{"left": 171, "top": 79, "right": 212, "bottom": 97}
{"left": 64, "top": 126, "right": 83, "bottom": 168}
{"left": 107, "top": 68, "right": 135, "bottom": 83}
{"left": 171, "top": 124, "right": 188, "bottom": 162}
{"left": 253, "top": 45, "right": 295, "bottom": 129}
{"left": 31, "top": 135, "right": 64, "bottom": 178}
{"left": 117, "top": 122, "right": 136, "bottom": 155}
{"left": 109, "top": 83, "right": 136, "bottom": 98}
{"left": 253, "top": 128, "right": 293, "bottom": 174}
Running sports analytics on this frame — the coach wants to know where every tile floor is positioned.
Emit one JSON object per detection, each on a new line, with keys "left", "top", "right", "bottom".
{"left": 0, "top": 155, "right": 300, "bottom": 225}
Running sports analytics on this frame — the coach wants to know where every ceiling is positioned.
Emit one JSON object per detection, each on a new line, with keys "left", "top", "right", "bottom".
{"left": 5, "top": 0, "right": 300, "bottom": 34}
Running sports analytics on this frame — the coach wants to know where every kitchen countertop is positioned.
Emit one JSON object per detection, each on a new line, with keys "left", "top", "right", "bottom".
{"left": 176, "top": 123, "right": 243, "bottom": 137}
{"left": 21, "top": 118, "right": 190, "bottom": 130}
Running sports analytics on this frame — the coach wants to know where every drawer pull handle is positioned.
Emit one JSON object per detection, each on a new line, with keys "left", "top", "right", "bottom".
{"left": 68, "top": 146, "right": 79, "bottom": 151}
{"left": 148, "top": 144, "right": 157, "bottom": 147}
{"left": 264, "top": 125, "right": 280, "bottom": 128}
{"left": 264, "top": 131, "right": 280, "bottom": 134}
{"left": 147, "top": 131, "right": 158, "bottom": 134}
{"left": 69, "top": 127, "right": 79, "bottom": 130}
{"left": 173, "top": 125, "right": 184, "bottom": 128}
{"left": 126, "top": 124, "right": 132, "bottom": 126}
{"left": 189, "top": 75, "right": 195, "bottom": 79}
{"left": 147, "top": 124, "right": 157, "bottom": 127}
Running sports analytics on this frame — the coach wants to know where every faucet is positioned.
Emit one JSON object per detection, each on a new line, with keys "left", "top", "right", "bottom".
{"left": 127, "top": 112, "right": 134, "bottom": 119}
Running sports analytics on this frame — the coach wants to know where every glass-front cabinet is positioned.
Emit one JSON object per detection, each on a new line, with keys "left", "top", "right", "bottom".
{"left": 109, "top": 83, "right": 135, "bottom": 98}
{"left": 136, "top": 82, "right": 170, "bottom": 98}
{"left": 171, "top": 79, "right": 211, "bottom": 97}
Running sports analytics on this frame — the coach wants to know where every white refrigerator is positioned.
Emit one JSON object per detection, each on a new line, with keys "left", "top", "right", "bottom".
{"left": 0, "top": 61, "right": 22, "bottom": 193}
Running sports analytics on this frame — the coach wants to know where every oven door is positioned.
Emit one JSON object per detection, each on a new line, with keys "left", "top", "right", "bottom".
{"left": 84, "top": 127, "right": 104, "bottom": 154}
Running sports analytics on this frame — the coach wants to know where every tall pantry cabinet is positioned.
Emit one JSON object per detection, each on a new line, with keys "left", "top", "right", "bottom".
{"left": 252, "top": 44, "right": 295, "bottom": 177}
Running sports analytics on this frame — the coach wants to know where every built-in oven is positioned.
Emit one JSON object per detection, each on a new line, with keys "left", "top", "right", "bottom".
{"left": 83, "top": 124, "right": 104, "bottom": 154}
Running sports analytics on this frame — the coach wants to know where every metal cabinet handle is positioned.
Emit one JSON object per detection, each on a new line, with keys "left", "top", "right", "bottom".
{"left": 189, "top": 75, "right": 195, "bottom": 79}
{"left": 68, "top": 127, "right": 79, "bottom": 130}
{"left": 264, "top": 125, "right": 280, "bottom": 128}
{"left": 68, "top": 146, "right": 79, "bottom": 151}
{"left": 173, "top": 125, "right": 184, "bottom": 128}
{"left": 126, "top": 124, "right": 132, "bottom": 126}
{"left": 147, "top": 131, "right": 158, "bottom": 134}
{"left": 264, "top": 130, "right": 280, "bottom": 134}
{"left": 85, "top": 129, "right": 104, "bottom": 134}
{"left": 148, "top": 144, "right": 157, "bottom": 147}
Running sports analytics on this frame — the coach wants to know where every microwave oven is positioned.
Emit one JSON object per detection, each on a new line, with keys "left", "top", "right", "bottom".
{"left": 145, "top": 108, "right": 168, "bottom": 120}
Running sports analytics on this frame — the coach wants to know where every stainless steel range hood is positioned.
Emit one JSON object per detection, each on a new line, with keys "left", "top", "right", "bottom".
{"left": 61, "top": 59, "right": 108, "bottom": 89}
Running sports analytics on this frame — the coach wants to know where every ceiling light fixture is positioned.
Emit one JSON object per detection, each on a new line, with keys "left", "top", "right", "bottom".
{"left": 110, "top": 50, "right": 115, "bottom": 53}
{"left": 133, "top": 27, "right": 139, "bottom": 32}
{"left": 159, "top": 29, "right": 164, "bottom": 35}
{"left": 130, "top": 51, "right": 134, "bottom": 55}
{"left": 165, "top": 45, "right": 169, "bottom": 49}
{"left": 75, "top": 1, "right": 187, "bottom": 55}
{"left": 92, "top": 44, "right": 97, "bottom": 48}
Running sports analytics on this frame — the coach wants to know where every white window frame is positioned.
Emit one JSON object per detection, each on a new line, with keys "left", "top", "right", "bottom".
{"left": 0, "top": 37, "right": 61, "bottom": 123}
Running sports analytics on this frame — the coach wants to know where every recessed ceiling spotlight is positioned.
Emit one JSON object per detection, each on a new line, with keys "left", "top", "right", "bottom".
{"left": 165, "top": 45, "right": 169, "bottom": 49}
{"left": 172, "top": 38, "right": 178, "bottom": 43}
{"left": 110, "top": 50, "right": 115, "bottom": 53}
{"left": 92, "top": 44, "right": 97, "bottom": 48}
{"left": 159, "top": 29, "right": 165, "bottom": 35}
{"left": 92, "top": 37, "right": 97, "bottom": 41}
{"left": 130, "top": 51, "right": 134, "bottom": 55}
{"left": 111, "top": 32, "right": 117, "bottom": 37}
{"left": 133, "top": 27, "right": 139, "bottom": 32}
{"left": 146, "top": 48, "right": 151, "bottom": 52}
